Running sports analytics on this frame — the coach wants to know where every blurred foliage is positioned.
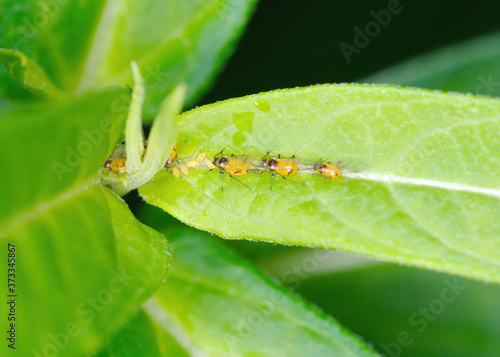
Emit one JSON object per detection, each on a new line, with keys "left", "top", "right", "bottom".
{"left": 296, "top": 265, "right": 500, "bottom": 357}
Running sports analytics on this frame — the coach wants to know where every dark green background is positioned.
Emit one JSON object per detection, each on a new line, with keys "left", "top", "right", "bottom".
{"left": 201, "top": 0, "right": 500, "bottom": 104}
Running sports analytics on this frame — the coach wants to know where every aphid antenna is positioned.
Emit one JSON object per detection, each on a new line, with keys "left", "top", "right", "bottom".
{"left": 213, "top": 149, "right": 223, "bottom": 160}
{"left": 291, "top": 144, "right": 306, "bottom": 159}
{"left": 261, "top": 148, "right": 275, "bottom": 161}
{"left": 213, "top": 146, "right": 229, "bottom": 161}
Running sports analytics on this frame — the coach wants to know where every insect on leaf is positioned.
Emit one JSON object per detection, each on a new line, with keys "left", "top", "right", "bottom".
{"left": 140, "top": 84, "right": 500, "bottom": 284}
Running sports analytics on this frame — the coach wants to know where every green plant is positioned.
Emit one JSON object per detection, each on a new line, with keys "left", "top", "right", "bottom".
{"left": 1, "top": 1, "right": 500, "bottom": 356}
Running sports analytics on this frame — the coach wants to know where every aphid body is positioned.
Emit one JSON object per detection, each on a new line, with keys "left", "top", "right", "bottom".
{"left": 215, "top": 155, "right": 252, "bottom": 176}
{"left": 165, "top": 144, "right": 178, "bottom": 168}
{"left": 105, "top": 157, "right": 127, "bottom": 174}
{"left": 266, "top": 156, "right": 299, "bottom": 176}
{"left": 315, "top": 163, "right": 342, "bottom": 178}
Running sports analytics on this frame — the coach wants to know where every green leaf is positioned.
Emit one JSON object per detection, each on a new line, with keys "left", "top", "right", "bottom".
{"left": 139, "top": 84, "right": 500, "bottom": 284}
{"left": 140, "top": 227, "right": 379, "bottom": 356}
{"left": 0, "top": 90, "right": 171, "bottom": 356}
{"left": 0, "top": 1, "right": 108, "bottom": 92}
{"left": 0, "top": 48, "right": 62, "bottom": 97}
{"left": 363, "top": 31, "right": 500, "bottom": 96}
{"left": 297, "top": 264, "right": 500, "bottom": 357}
{"left": 0, "top": 0, "right": 258, "bottom": 117}
{"left": 92, "top": 309, "right": 190, "bottom": 357}
{"left": 0, "top": 56, "right": 39, "bottom": 103}
{"left": 79, "top": 0, "right": 259, "bottom": 118}
{"left": 0, "top": 88, "right": 129, "bottom": 220}
{"left": 0, "top": 186, "right": 171, "bottom": 356}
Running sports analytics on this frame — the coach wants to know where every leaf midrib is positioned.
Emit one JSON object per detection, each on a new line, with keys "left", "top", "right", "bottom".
{"left": 0, "top": 180, "right": 92, "bottom": 239}
{"left": 343, "top": 171, "right": 500, "bottom": 199}
{"left": 175, "top": 166, "right": 500, "bottom": 256}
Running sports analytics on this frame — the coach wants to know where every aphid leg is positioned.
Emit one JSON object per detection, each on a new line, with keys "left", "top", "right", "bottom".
{"left": 293, "top": 178, "right": 307, "bottom": 187}
{"left": 219, "top": 171, "right": 224, "bottom": 192}
{"left": 269, "top": 173, "right": 276, "bottom": 192}
{"left": 335, "top": 177, "right": 349, "bottom": 185}
{"left": 228, "top": 174, "right": 251, "bottom": 190}
{"left": 281, "top": 175, "right": 307, "bottom": 187}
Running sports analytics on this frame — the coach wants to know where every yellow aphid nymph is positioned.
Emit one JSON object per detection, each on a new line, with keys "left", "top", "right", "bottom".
{"left": 165, "top": 144, "right": 178, "bottom": 168}
{"left": 105, "top": 157, "right": 127, "bottom": 174}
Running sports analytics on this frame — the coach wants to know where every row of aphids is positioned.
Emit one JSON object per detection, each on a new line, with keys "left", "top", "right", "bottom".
{"left": 213, "top": 152, "right": 342, "bottom": 179}
{"left": 104, "top": 142, "right": 346, "bottom": 185}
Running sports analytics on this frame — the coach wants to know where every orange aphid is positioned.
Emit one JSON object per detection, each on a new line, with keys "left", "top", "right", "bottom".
{"left": 264, "top": 154, "right": 299, "bottom": 176}
{"left": 211, "top": 151, "right": 259, "bottom": 191}
{"left": 165, "top": 144, "right": 178, "bottom": 168}
{"left": 105, "top": 157, "right": 127, "bottom": 174}
{"left": 214, "top": 155, "right": 251, "bottom": 176}
{"left": 315, "top": 163, "right": 342, "bottom": 178}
